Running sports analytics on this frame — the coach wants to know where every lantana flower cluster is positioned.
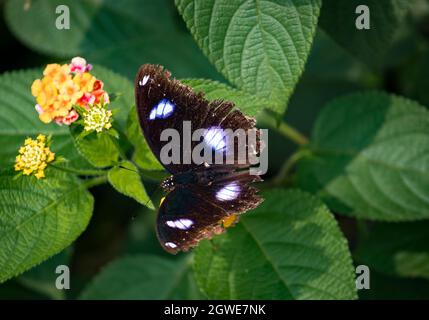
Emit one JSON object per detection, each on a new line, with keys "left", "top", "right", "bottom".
{"left": 83, "top": 103, "right": 113, "bottom": 133}
{"left": 14, "top": 134, "right": 55, "bottom": 179}
{"left": 31, "top": 57, "right": 109, "bottom": 125}
{"left": 17, "top": 57, "right": 116, "bottom": 179}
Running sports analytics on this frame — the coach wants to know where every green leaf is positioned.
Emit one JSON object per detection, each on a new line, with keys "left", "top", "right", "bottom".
{"left": 71, "top": 127, "right": 119, "bottom": 168}
{"left": 319, "top": 0, "right": 411, "bottom": 68}
{"left": 107, "top": 161, "right": 154, "bottom": 209}
{"left": 193, "top": 189, "right": 357, "bottom": 300}
{"left": 175, "top": 0, "right": 321, "bottom": 111}
{"left": 79, "top": 255, "right": 203, "bottom": 299}
{"left": 0, "top": 169, "right": 94, "bottom": 283}
{"left": 5, "top": 0, "right": 220, "bottom": 80}
{"left": 125, "top": 106, "right": 164, "bottom": 171}
{"left": 182, "top": 79, "right": 267, "bottom": 117}
{"left": 298, "top": 92, "right": 429, "bottom": 221}
{"left": 355, "top": 222, "right": 429, "bottom": 280}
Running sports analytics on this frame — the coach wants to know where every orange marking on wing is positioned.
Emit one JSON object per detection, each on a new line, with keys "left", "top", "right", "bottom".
{"left": 159, "top": 196, "right": 166, "bottom": 206}
{"left": 222, "top": 214, "right": 238, "bottom": 229}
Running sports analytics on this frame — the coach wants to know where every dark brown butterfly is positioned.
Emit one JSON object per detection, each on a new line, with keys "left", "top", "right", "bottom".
{"left": 135, "top": 64, "right": 263, "bottom": 254}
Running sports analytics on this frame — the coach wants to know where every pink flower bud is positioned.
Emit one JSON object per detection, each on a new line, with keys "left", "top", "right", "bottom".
{"left": 71, "top": 56, "right": 88, "bottom": 74}
{"left": 35, "top": 104, "right": 43, "bottom": 114}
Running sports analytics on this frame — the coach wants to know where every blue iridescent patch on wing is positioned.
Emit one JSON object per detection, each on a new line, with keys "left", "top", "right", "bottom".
{"left": 204, "top": 126, "right": 227, "bottom": 151}
{"left": 216, "top": 182, "right": 241, "bottom": 201}
{"left": 149, "top": 99, "right": 175, "bottom": 120}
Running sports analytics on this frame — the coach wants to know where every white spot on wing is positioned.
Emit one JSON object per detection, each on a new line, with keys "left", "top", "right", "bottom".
{"left": 165, "top": 242, "right": 177, "bottom": 248}
{"left": 165, "top": 218, "right": 194, "bottom": 230}
{"left": 149, "top": 107, "right": 157, "bottom": 120}
{"left": 204, "top": 126, "right": 226, "bottom": 151}
{"left": 216, "top": 182, "right": 241, "bottom": 201}
{"left": 139, "top": 74, "right": 150, "bottom": 86}
{"left": 148, "top": 99, "right": 175, "bottom": 120}
{"left": 166, "top": 220, "right": 175, "bottom": 228}
{"left": 156, "top": 100, "right": 166, "bottom": 116}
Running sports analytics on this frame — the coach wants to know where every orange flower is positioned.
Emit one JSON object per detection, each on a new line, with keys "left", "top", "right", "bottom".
{"left": 43, "top": 63, "right": 62, "bottom": 78}
{"left": 92, "top": 80, "right": 109, "bottom": 104}
{"left": 73, "top": 72, "right": 96, "bottom": 93}
{"left": 93, "top": 80, "right": 103, "bottom": 91}
{"left": 61, "top": 110, "right": 79, "bottom": 125}
{"left": 31, "top": 57, "right": 109, "bottom": 125}
{"left": 32, "top": 77, "right": 58, "bottom": 107}
{"left": 77, "top": 92, "right": 95, "bottom": 108}
{"left": 53, "top": 96, "right": 72, "bottom": 117}
{"left": 59, "top": 79, "right": 81, "bottom": 104}
{"left": 38, "top": 107, "right": 54, "bottom": 123}
{"left": 53, "top": 64, "right": 72, "bottom": 87}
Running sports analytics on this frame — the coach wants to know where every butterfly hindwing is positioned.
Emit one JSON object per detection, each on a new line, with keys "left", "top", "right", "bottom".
{"left": 157, "top": 169, "right": 262, "bottom": 254}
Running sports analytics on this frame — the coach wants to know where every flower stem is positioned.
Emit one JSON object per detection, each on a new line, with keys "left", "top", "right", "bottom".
{"left": 51, "top": 164, "right": 106, "bottom": 176}
{"left": 277, "top": 122, "right": 309, "bottom": 146}
{"left": 261, "top": 148, "right": 311, "bottom": 189}
{"left": 83, "top": 175, "right": 108, "bottom": 189}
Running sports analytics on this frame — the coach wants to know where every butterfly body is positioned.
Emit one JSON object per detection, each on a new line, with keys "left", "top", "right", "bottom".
{"left": 135, "top": 64, "right": 264, "bottom": 254}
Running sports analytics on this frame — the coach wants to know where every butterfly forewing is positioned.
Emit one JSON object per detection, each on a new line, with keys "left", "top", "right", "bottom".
{"left": 135, "top": 64, "right": 260, "bottom": 173}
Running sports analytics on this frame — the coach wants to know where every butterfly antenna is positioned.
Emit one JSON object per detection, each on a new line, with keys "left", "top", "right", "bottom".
{"left": 117, "top": 164, "right": 164, "bottom": 209}
{"left": 117, "top": 164, "right": 139, "bottom": 174}
{"left": 144, "top": 184, "right": 164, "bottom": 209}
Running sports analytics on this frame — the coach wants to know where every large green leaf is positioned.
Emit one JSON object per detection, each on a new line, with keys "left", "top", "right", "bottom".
{"left": 175, "top": 0, "right": 321, "bottom": 111}
{"left": 107, "top": 161, "right": 154, "bottom": 209}
{"left": 5, "top": 0, "right": 220, "bottom": 80}
{"left": 319, "top": 0, "right": 411, "bottom": 68}
{"left": 355, "top": 222, "right": 429, "bottom": 280}
{"left": 298, "top": 92, "right": 429, "bottom": 221}
{"left": 0, "top": 169, "right": 94, "bottom": 283}
{"left": 125, "top": 106, "right": 164, "bottom": 172}
{"left": 182, "top": 79, "right": 267, "bottom": 117}
{"left": 80, "top": 255, "right": 203, "bottom": 299}
{"left": 194, "top": 189, "right": 357, "bottom": 300}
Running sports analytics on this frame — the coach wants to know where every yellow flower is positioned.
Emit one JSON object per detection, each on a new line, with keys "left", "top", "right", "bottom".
{"left": 83, "top": 104, "right": 113, "bottom": 132}
{"left": 73, "top": 72, "right": 96, "bottom": 93}
{"left": 14, "top": 134, "right": 55, "bottom": 179}
{"left": 32, "top": 77, "right": 58, "bottom": 107}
